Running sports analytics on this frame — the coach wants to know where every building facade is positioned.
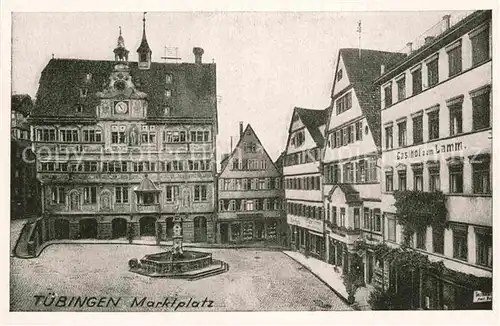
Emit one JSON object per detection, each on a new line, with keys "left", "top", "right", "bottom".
{"left": 322, "top": 49, "right": 405, "bottom": 281}
{"left": 29, "top": 20, "right": 218, "bottom": 242}
{"left": 376, "top": 10, "right": 492, "bottom": 309}
{"left": 284, "top": 107, "right": 329, "bottom": 260}
{"left": 217, "top": 123, "right": 286, "bottom": 244}
{"left": 11, "top": 94, "right": 40, "bottom": 219}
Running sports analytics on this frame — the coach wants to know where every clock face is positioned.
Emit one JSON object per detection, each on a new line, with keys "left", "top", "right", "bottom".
{"left": 114, "top": 101, "right": 128, "bottom": 114}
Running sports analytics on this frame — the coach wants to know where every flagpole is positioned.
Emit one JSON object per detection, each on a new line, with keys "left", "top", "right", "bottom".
{"left": 357, "top": 20, "right": 362, "bottom": 58}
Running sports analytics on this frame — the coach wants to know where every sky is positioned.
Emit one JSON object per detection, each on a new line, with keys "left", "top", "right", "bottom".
{"left": 12, "top": 11, "right": 457, "bottom": 161}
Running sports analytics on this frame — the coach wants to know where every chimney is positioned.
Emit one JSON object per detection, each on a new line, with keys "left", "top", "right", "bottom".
{"left": 406, "top": 42, "right": 413, "bottom": 55}
{"left": 193, "top": 47, "right": 204, "bottom": 64}
{"left": 239, "top": 121, "right": 244, "bottom": 137}
{"left": 443, "top": 15, "right": 451, "bottom": 31}
{"left": 424, "top": 36, "right": 435, "bottom": 44}
{"left": 380, "top": 64, "right": 385, "bottom": 75}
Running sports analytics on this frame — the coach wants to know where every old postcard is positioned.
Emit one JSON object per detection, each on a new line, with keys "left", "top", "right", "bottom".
{"left": 5, "top": 1, "right": 497, "bottom": 325}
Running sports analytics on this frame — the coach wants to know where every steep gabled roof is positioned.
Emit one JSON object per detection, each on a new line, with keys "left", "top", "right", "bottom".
{"left": 326, "top": 184, "right": 361, "bottom": 204}
{"left": 219, "top": 123, "right": 279, "bottom": 176}
{"left": 294, "top": 106, "right": 331, "bottom": 148}
{"left": 31, "top": 58, "right": 217, "bottom": 121}
{"left": 335, "top": 48, "right": 406, "bottom": 148}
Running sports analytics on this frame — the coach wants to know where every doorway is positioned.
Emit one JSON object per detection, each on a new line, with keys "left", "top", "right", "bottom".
{"left": 79, "top": 219, "right": 97, "bottom": 239}
{"left": 139, "top": 216, "right": 156, "bottom": 236}
{"left": 220, "top": 223, "right": 229, "bottom": 243}
{"left": 194, "top": 216, "right": 207, "bottom": 242}
{"left": 54, "top": 219, "right": 70, "bottom": 239}
{"left": 112, "top": 218, "right": 127, "bottom": 238}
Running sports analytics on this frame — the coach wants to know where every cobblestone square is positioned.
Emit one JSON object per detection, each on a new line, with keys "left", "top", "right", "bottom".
{"left": 10, "top": 244, "right": 350, "bottom": 311}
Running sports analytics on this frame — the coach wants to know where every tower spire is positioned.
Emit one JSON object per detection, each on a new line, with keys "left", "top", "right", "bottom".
{"left": 137, "top": 12, "right": 152, "bottom": 69}
{"left": 114, "top": 26, "right": 129, "bottom": 62}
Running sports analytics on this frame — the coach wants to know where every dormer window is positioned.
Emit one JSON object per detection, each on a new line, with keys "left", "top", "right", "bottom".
{"left": 85, "top": 73, "right": 92, "bottom": 82}
{"left": 80, "top": 88, "right": 88, "bottom": 98}
{"left": 164, "top": 106, "right": 171, "bottom": 116}
{"left": 165, "top": 89, "right": 172, "bottom": 98}
{"left": 76, "top": 105, "right": 83, "bottom": 113}
{"left": 166, "top": 74, "right": 173, "bottom": 83}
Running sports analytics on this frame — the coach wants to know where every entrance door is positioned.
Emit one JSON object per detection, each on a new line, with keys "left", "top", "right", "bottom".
{"left": 111, "top": 218, "right": 127, "bottom": 238}
{"left": 220, "top": 223, "right": 229, "bottom": 243}
{"left": 255, "top": 221, "right": 264, "bottom": 240}
{"left": 54, "top": 219, "right": 70, "bottom": 239}
{"left": 79, "top": 219, "right": 97, "bottom": 239}
{"left": 194, "top": 216, "right": 207, "bottom": 242}
{"left": 139, "top": 216, "right": 156, "bottom": 236}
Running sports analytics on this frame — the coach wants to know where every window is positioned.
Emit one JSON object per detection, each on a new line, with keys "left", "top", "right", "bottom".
{"left": 452, "top": 224, "right": 468, "bottom": 261}
{"left": 373, "top": 209, "right": 381, "bottom": 233}
{"left": 336, "top": 69, "right": 343, "bottom": 81}
{"left": 363, "top": 208, "right": 370, "bottom": 230}
{"left": 336, "top": 92, "right": 352, "bottom": 114}
{"left": 83, "top": 129, "right": 102, "bottom": 143}
{"left": 413, "top": 115, "right": 423, "bottom": 144}
{"left": 332, "top": 206, "right": 337, "bottom": 226}
{"left": 416, "top": 228, "right": 426, "bottom": 250}
{"left": 190, "top": 130, "right": 210, "bottom": 143}
{"left": 245, "top": 200, "right": 254, "bottom": 211}
{"left": 165, "top": 185, "right": 179, "bottom": 202}
{"left": 385, "top": 125, "right": 393, "bottom": 149}
{"left": 343, "top": 162, "right": 354, "bottom": 183}
{"left": 339, "top": 208, "right": 346, "bottom": 227}
{"left": 292, "top": 131, "right": 305, "bottom": 147}
{"left": 164, "top": 106, "right": 171, "bottom": 116}
{"left": 36, "top": 128, "right": 57, "bottom": 142}
{"left": 398, "top": 170, "right": 407, "bottom": 191}
{"left": 194, "top": 185, "right": 207, "bottom": 202}
{"left": 427, "top": 58, "right": 439, "bottom": 87}
{"left": 83, "top": 161, "right": 98, "bottom": 172}
{"left": 470, "top": 25, "right": 490, "bottom": 66}
{"left": 111, "top": 130, "right": 126, "bottom": 144}
{"left": 59, "top": 129, "right": 79, "bottom": 142}
{"left": 348, "top": 125, "right": 355, "bottom": 144}
{"left": 328, "top": 164, "right": 338, "bottom": 184}
{"left": 472, "top": 88, "right": 491, "bottom": 131}
{"left": 447, "top": 43, "right": 462, "bottom": 77}
{"left": 387, "top": 215, "right": 396, "bottom": 242}
{"left": 141, "top": 131, "right": 156, "bottom": 144}
{"left": 411, "top": 68, "right": 422, "bottom": 95}
{"left": 428, "top": 110, "right": 439, "bottom": 140}
{"left": 51, "top": 187, "right": 65, "bottom": 204}
{"left": 165, "top": 89, "right": 172, "bottom": 97}
{"left": 115, "top": 186, "right": 129, "bottom": 203}
{"left": 335, "top": 130, "right": 341, "bottom": 148}
{"left": 397, "top": 121, "right": 406, "bottom": 147}
{"left": 166, "top": 73, "right": 173, "bottom": 83}
{"left": 356, "top": 160, "right": 366, "bottom": 183}
{"left": 76, "top": 105, "right": 83, "bottom": 113}
{"left": 354, "top": 208, "right": 360, "bottom": 229}
{"left": 385, "top": 172, "right": 393, "bottom": 192}
{"left": 472, "top": 162, "right": 490, "bottom": 194}
{"left": 384, "top": 84, "right": 392, "bottom": 108}
{"left": 429, "top": 167, "right": 440, "bottom": 192}
{"left": 413, "top": 168, "right": 423, "bottom": 191}
{"left": 343, "top": 128, "right": 348, "bottom": 146}
{"left": 432, "top": 227, "right": 444, "bottom": 254}
{"left": 449, "top": 164, "right": 463, "bottom": 193}
{"left": 83, "top": 187, "right": 97, "bottom": 204}
{"left": 475, "top": 228, "right": 492, "bottom": 267}
{"left": 396, "top": 77, "right": 406, "bottom": 101}
{"left": 355, "top": 121, "right": 363, "bottom": 141}
{"left": 244, "top": 142, "right": 257, "bottom": 153}
{"left": 449, "top": 104, "right": 463, "bottom": 136}
{"left": 80, "top": 88, "right": 88, "bottom": 97}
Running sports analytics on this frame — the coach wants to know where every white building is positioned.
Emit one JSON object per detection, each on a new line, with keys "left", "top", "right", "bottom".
{"left": 322, "top": 48, "right": 405, "bottom": 282}
{"left": 376, "top": 10, "right": 492, "bottom": 309}
{"left": 284, "top": 107, "right": 329, "bottom": 260}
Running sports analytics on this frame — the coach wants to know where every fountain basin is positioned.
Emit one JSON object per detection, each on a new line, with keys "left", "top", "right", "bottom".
{"left": 129, "top": 250, "right": 229, "bottom": 280}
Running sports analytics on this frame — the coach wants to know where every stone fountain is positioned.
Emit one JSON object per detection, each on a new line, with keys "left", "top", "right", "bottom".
{"left": 129, "top": 196, "right": 228, "bottom": 280}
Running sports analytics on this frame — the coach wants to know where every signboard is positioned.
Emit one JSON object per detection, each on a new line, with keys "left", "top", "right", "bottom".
{"left": 473, "top": 291, "right": 492, "bottom": 303}
{"left": 287, "top": 215, "right": 323, "bottom": 233}
{"left": 396, "top": 141, "right": 463, "bottom": 161}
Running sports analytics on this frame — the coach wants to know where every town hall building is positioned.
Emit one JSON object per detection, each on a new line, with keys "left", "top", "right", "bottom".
{"left": 28, "top": 17, "right": 218, "bottom": 243}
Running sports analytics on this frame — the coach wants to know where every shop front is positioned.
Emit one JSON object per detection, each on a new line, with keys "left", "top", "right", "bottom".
{"left": 288, "top": 215, "right": 325, "bottom": 260}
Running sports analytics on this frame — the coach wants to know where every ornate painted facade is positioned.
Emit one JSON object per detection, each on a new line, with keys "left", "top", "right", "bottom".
{"left": 28, "top": 20, "right": 217, "bottom": 242}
